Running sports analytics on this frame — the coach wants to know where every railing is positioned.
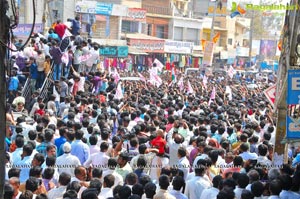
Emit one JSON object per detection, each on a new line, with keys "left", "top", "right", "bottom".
{"left": 21, "top": 76, "right": 31, "bottom": 99}
{"left": 40, "top": 63, "right": 54, "bottom": 100}
{"left": 142, "top": 4, "right": 173, "bottom": 16}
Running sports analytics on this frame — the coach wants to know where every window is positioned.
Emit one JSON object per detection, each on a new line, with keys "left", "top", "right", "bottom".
{"left": 122, "top": 21, "right": 139, "bottom": 33}
{"left": 147, "top": 24, "right": 152, "bottom": 35}
{"left": 228, "top": 38, "right": 233, "bottom": 45}
{"left": 156, "top": 25, "right": 165, "bottom": 39}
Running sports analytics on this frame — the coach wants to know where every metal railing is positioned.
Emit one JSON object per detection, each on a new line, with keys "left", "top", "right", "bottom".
{"left": 40, "top": 63, "right": 54, "bottom": 100}
{"left": 21, "top": 76, "right": 31, "bottom": 99}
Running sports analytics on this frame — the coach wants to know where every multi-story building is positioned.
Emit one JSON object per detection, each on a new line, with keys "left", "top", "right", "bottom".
{"left": 142, "top": 0, "right": 203, "bottom": 45}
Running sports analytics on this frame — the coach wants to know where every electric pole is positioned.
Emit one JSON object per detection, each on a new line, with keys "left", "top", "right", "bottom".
{"left": 0, "top": 0, "right": 9, "bottom": 198}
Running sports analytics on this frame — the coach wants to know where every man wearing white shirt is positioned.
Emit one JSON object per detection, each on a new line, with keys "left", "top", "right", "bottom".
{"left": 70, "top": 166, "right": 87, "bottom": 183}
{"left": 48, "top": 172, "right": 71, "bottom": 199}
{"left": 177, "top": 147, "right": 190, "bottom": 180}
{"left": 83, "top": 142, "right": 109, "bottom": 170}
{"left": 257, "top": 144, "right": 272, "bottom": 167}
{"left": 167, "top": 129, "right": 184, "bottom": 167}
{"left": 184, "top": 159, "right": 212, "bottom": 199}
{"left": 9, "top": 177, "right": 22, "bottom": 199}
{"left": 56, "top": 142, "right": 81, "bottom": 177}
{"left": 88, "top": 135, "right": 100, "bottom": 155}
{"left": 98, "top": 174, "right": 114, "bottom": 199}
{"left": 239, "top": 143, "right": 258, "bottom": 161}
{"left": 169, "top": 176, "right": 188, "bottom": 199}
{"left": 102, "top": 158, "right": 124, "bottom": 188}
{"left": 200, "top": 175, "right": 222, "bottom": 199}
{"left": 234, "top": 173, "right": 249, "bottom": 199}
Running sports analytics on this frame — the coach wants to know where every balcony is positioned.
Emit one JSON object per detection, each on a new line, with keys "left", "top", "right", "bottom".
{"left": 142, "top": 4, "right": 173, "bottom": 16}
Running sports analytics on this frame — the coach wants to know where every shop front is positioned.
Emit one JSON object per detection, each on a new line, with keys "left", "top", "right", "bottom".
{"left": 164, "top": 40, "right": 194, "bottom": 71}
{"left": 126, "top": 34, "right": 165, "bottom": 71}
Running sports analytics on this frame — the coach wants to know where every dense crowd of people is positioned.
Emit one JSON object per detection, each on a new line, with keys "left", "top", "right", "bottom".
{"left": 3, "top": 18, "right": 300, "bottom": 199}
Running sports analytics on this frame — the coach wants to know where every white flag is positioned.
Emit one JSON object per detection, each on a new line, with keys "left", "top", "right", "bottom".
{"left": 203, "top": 75, "right": 208, "bottom": 89}
{"left": 150, "top": 70, "right": 162, "bottom": 87}
{"left": 177, "top": 77, "right": 184, "bottom": 91}
{"left": 153, "top": 58, "right": 164, "bottom": 72}
{"left": 114, "top": 83, "right": 123, "bottom": 100}
{"left": 228, "top": 65, "right": 235, "bottom": 79}
{"left": 225, "top": 86, "right": 233, "bottom": 100}
{"left": 187, "top": 80, "right": 194, "bottom": 94}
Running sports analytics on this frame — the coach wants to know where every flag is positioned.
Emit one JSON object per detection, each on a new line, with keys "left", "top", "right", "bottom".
{"left": 212, "top": 32, "right": 220, "bottom": 43}
{"left": 150, "top": 71, "right": 162, "bottom": 87}
{"left": 187, "top": 80, "right": 194, "bottom": 94}
{"left": 208, "top": 87, "right": 216, "bottom": 105}
{"left": 113, "top": 69, "right": 120, "bottom": 84}
{"left": 278, "top": 39, "right": 282, "bottom": 51}
{"left": 202, "top": 75, "right": 208, "bottom": 89}
{"left": 225, "top": 86, "right": 233, "bottom": 100}
{"left": 178, "top": 77, "right": 184, "bottom": 91}
{"left": 138, "top": 72, "right": 146, "bottom": 83}
{"left": 153, "top": 59, "right": 164, "bottom": 72}
{"left": 171, "top": 67, "right": 176, "bottom": 82}
{"left": 201, "top": 39, "right": 206, "bottom": 51}
{"left": 228, "top": 65, "right": 235, "bottom": 78}
{"left": 114, "top": 83, "right": 123, "bottom": 100}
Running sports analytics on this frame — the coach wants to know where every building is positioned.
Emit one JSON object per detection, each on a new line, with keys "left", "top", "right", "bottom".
{"left": 142, "top": 0, "right": 203, "bottom": 45}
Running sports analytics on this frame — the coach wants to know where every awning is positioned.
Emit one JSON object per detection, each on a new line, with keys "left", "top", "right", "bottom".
{"left": 192, "top": 53, "right": 203, "bottom": 57}
{"left": 128, "top": 46, "right": 148, "bottom": 55}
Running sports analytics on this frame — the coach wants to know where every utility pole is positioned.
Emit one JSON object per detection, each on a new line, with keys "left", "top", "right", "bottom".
{"left": 0, "top": 0, "right": 9, "bottom": 198}
{"left": 248, "top": 10, "right": 254, "bottom": 68}
{"left": 210, "top": 0, "right": 217, "bottom": 41}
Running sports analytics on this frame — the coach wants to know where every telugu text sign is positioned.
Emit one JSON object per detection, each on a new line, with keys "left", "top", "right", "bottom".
{"left": 13, "top": 23, "right": 44, "bottom": 37}
{"left": 164, "top": 40, "right": 193, "bottom": 54}
{"left": 123, "top": 8, "right": 146, "bottom": 23}
{"left": 129, "top": 39, "right": 165, "bottom": 53}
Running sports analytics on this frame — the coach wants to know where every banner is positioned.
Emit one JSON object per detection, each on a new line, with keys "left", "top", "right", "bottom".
{"left": 123, "top": 8, "right": 147, "bottom": 22}
{"left": 202, "top": 41, "right": 214, "bottom": 66}
{"left": 286, "top": 70, "right": 300, "bottom": 138}
{"left": 99, "top": 46, "right": 128, "bottom": 57}
{"left": 130, "top": 39, "right": 165, "bottom": 53}
{"left": 13, "top": 23, "right": 44, "bottom": 36}
{"left": 164, "top": 40, "right": 193, "bottom": 54}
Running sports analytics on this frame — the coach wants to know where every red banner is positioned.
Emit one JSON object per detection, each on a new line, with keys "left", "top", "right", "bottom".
{"left": 129, "top": 39, "right": 165, "bottom": 53}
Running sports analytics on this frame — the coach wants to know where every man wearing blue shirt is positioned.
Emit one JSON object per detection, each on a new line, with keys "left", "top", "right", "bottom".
{"left": 15, "top": 144, "right": 33, "bottom": 183}
{"left": 71, "top": 130, "right": 90, "bottom": 165}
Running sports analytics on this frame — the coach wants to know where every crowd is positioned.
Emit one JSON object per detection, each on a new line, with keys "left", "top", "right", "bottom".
{"left": 3, "top": 18, "right": 300, "bottom": 199}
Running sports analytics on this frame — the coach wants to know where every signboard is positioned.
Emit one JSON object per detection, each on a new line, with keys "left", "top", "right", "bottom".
{"left": 13, "top": 23, "right": 44, "bottom": 37}
{"left": 287, "top": 70, "right": 300, "bottom": 104}
{"left": 286, "top": 70, "right": 300, "bottom": 138}
{"left": 207, "top": 1, "right": 228, "bottom": 17}
{"left": 123, "top": 8, "right": 147, "bottom": 23}
{"left": 75, "top": 1, "right": 97, "bottom": 14}
{"left": 202, "top": 41, "right": 214, "bottom": 66}
{"left": 129, "top": 39, "right": 165, "bottom": 53}
{"left": 99, "top": 46, "right": 128, "bottom": 57}
{"left": 164, "top": 40, "right": 193, "bottom": 54}
{"left": 263, "top": 84, "right": 276, "bottom": 107}
{"left": 75, "top": 1, "right": 113, "bottom": 15}
{"left": 117, "top": 46, "right": 128, "bottom": 57}
{"left": 96, "top": 2, "right": 113, "bottom": 15}
{"left": 236, "top": 47, "right": 249, "bottom": 57}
